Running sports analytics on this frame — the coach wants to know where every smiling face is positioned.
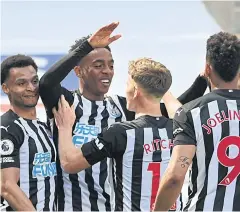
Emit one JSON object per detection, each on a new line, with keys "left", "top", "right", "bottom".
{"left": 74, "top": 48, "right": 114, "bottom": 99}
{"left": 2, "top": 65, "right": 39, "bottom": 108}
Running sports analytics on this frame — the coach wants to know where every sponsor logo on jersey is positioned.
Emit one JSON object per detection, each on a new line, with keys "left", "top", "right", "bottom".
{"left": 72, "top": 123, "right": 100, "bottom": 148}
{"left": 32, "top": 152, "right": 56, "bottom": 178}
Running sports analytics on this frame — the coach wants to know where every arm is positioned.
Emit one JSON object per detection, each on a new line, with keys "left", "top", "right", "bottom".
{"left": 0, "top": 127, "right": 35, "bottom": 211}
{"left": 160, "top": 74, "right": 207, "bottom": 118}
{"left": 1, "top": 168, "right": 35, "bottom": 211}
{"left": 154, "top": 107, "right": 197, "bottom": 211}
{"left": 162, "top": 91, "right": 182, "bottom": 119}
{"left": 39, "top": 41, "right": 93, "bottom": 117}
{"left": 177, "top": 74, "right": 208, "bottom": 104}
{"left": 153, "top": 145, "right": 196, "bottom": 211}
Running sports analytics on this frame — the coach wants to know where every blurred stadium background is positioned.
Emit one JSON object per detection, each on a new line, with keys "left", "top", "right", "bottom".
{"left": 1, "top": 1, "right": 240, "bottom": 121}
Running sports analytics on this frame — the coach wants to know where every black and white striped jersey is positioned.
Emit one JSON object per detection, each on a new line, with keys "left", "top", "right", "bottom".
{"left": 82, "top": 115, "right": 182, "bottom": 211}
{"left": 173, "top": 89, "right": 240, "bottom": 211}
{"left": 51, "top": 90, "right": 132, "bottom": 211}
{"left": 0, "top": 110, "right": 56, "bottom": 211}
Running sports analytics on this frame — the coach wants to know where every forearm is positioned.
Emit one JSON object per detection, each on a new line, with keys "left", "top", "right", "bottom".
{"left": 154, "top": 175, "right": 184, "bottom": 211}
{"left": 162, "top": 91, "right": 182, "bottom": 119}
{"left": 39, "top": 40, "right": 93, "bottom": 88}
{"left": 177, "top": 74, "right": 207, "bottom": 104}
{"left": 2, "top": 182, "right": 35, "bottom": 211}
{"left": 58, "top": 128, "right": 85, "bottom": 173}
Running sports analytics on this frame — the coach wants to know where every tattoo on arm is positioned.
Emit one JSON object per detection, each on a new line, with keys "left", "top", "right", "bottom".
{"left": 177, "top": 156, "right": 190, "bottom": 168}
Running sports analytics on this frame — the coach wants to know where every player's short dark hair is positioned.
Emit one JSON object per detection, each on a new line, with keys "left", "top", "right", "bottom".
{"left": 1, "top": 54, "right": 38, "bottom": 85}
{"left": 69, "top": 35, "right": 111, "bottom": 53}
{"left": 128, "top": 58, "right": 172, "bottom": 99}
{"left": 206, "top": 32, "right": 240, "bottom": 82}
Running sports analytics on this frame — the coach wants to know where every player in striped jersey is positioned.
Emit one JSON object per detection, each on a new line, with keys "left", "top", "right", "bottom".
{"left": 154, "top": 32, "right": 240, "bottom": 211}
{"left": 39, "top": 22, "right": 208, "bottom": 211}
{"left": 53, "top": 58, "right": 183, "bottom": 211}
{"left": 0, "top": 55, "right": 57, "bottom": 211}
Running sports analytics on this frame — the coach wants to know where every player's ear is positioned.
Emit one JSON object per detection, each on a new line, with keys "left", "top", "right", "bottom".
{"left": 74, "top": 66, "right": 82, "bottom": 78}
{"left": 133, "top": 85, "right": 139, "bottom": 99}
{"left": 204, "top": 63, "right": 211, "bottom": 78}
{"left": 1, "top": 83, "right": 9, "bottom": 95}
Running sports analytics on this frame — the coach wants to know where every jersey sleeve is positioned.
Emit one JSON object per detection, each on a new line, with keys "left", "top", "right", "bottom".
{"left": 0, "top": 124, "right": 24, "bottom": 169}
{"left": 81, "top": 124, "right": 126, "bottom": 165}
{"left": 173, "top": 107, "right": 197, "bottom": 146}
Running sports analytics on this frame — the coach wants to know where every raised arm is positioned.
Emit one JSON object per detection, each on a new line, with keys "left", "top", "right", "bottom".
{"left": 177, "top": 74, "right": 208, "bottom": 104}
{"left": 160, "top": 74, "right": 208, "bottom": 118}
{"left": 39, "top": 22, "right": 121, "bottom": 118}
{"left": 39, "top": 41, "right": 93, "bottom": 117}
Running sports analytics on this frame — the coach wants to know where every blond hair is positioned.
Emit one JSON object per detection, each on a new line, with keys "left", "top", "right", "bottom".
{"left": 128, "top": 58, "right": 172, "bottom": 98}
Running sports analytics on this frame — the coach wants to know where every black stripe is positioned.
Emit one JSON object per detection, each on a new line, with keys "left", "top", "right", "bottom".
{"left": 152, "top": 127, "right": 162, "bottom": 162}
{"left": 213, "top": 101, "right": 229, "bottom": 211}
{"left": 193, "top": 104, "right": 213, "bottom": 211}
{"left": 99, "top": 100, "right": 111, "bottom": 211}
{"left": 115, "top": 156, "right": 124, "bottom": 211}
{"left": 28, "top": 136, "right": 38, "bottom": 209}
{"left": 85, "top": 101, "right": 99, "bottom": 211}
{"left": 131, "top": 128, "right": 144, "bottom": 211}
{"left": 52, "top": 119, "right": 65, "bottom": 211}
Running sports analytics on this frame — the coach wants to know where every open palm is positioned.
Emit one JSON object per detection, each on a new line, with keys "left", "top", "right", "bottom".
{"left": 88, "top": 22, "right": 121, "bottom": 48}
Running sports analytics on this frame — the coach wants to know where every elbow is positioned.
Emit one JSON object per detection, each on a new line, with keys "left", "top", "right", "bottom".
{"left": 1, "top": 179, "right": 15, "bottom": 199}
{"left": 60, "top": 160, "right": 74, "bottom": 174}
{"left": 60, "top": 155, "right": 81, "bottom": 174}
{"left": 165, "top": 174, "right": 185, "bottom": 189}
{"left": 39, "top": 77, "right": 49, "bottom": 91}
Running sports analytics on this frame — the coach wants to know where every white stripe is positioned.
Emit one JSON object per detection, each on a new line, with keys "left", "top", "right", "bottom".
{"left": 122, "top": 129, "right": 135, "bottom": 211}
{"left": 106, "top": 99, "right": 118, "bottom": 210}
{"left": 14, "top": 121, "right": 30, "bottom": 199}
{"left": 38, "top": 123, "right": 56, "bottom": 211}
{"left": 203, "top": 100, "right": 221, "bottom": 211}
{"left": 77, "top": 96, "right": 92, "bottom": 211}
{"left": 188, "top": 107, "right": 206, "bottom": 211}
{"left": 140, "top": 128, "right": 153, "bottom": 211}
{"left": 222, "top": 100, "right": 239, "bottom": 211}
{"left": 94, "top": 101, "right": 107, "bottom": 211}
{"left": 19, "top": 118, "right": 45, "bottom": 211}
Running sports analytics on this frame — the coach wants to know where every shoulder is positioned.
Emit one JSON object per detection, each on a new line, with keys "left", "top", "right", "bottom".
{"left": 1, "top": 111, "right": 25, "bottom": 151}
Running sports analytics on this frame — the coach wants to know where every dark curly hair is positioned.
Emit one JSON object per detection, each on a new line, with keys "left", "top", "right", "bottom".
{"left": 69, "top": 35, "right": 111, "bottom": 53}
{"left": 1, "top": 54, "right": 38, "bottom": 85}
{"left": 206, "top": 32, "right": 240, "bottom": 82}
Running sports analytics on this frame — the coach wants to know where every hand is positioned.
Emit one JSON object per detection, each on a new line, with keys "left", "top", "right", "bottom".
{"left": 88, "top": 22, "right": 121, "bottom": 48}
{"left": 52, "top": 95, "right": 76, "bottom": 130}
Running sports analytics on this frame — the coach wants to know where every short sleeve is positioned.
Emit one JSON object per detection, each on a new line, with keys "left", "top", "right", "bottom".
{"left": 81, "top": 124, "right": 126, "bottom": 165}
{"left": 0, "top": 124, "right": 23, "bottom": 169}
{"left": 173, "top": 107, "right": 197, "bottom": 146}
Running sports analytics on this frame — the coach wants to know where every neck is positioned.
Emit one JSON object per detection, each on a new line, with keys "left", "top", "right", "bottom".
{"left": 11, "top": 105, "right": 37, "bottom": 120}
{"left": 210, "top": 75, "right": 239, "bottom": 90}
{"left": 135, "top": 101, "right": 162, "bottom": 119}
{"left": 79, "top": 86, "right": 104, "bottom": 101}
{"left": 211, "top": 81, "right": 238, "bottom": 90}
